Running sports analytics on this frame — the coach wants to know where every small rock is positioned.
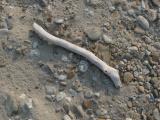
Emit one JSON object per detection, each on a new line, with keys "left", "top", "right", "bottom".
{"left": 63, "top": 115, "right": 71, "bottom": 120}
{"left": 128, "top": 46, "right": 138, "bottom": 52}
{"left": 68, "top": 111, "right": 76, "bottom": 119}
{"left": 142, "top": 36, "right": 152, "bottom": 44}
{"left": 63, "top": 101, "right": 70, "bottom": 114}
{"left": 141, "top": 0, "right": 145, "bottom": 10}
{"left": 19, "top": 94, "right": 33, "bottom": 119}
{"left": 153, "top": 42, "right": 160, "bottom": 50}
{"left": 126, "top": 118, "right": 132, "bottom": 120}
{"left": 153, "top": 108, "right": 160, "bottom": 120}
{"left": 54, "top": 18, "right": 64, "bottom": 24}
{"left": 86, "top": 28, "right": 102, "bottom": 41}
{"left": 147, "top": 9, "right": 157, "bottom": 21}
{"left": 78, "top": 60, "right": 88, "bottom": 72}
{"left": 0, "top": 19, "right": 8, "bottom": 29}
{"left": 61, "top": 55, "right": 69, "bottom": 62}
{"left": 134, "top": 26, "right": 145, "bottom": 34}
{"left": 96, "top": 108, "right": 108, "bottom": 119}
{"left": 127, "top": 101, "right": 132, "bottom": 108}
{"left": 41, "top": 64, "right": 53, "bottom": 75}
{"left": 128, "top": 9, "right": 135, "bottom": 17}
{"left": 38, "top": 0, "right": 48, "bottom": 7}
{"left": 123, "top": 72, "right": 134, "bottom": 84}
{"left": 60, "top": 81, "right": 67, "bottom": 86}
{"left": 137, "top": 16, "right": 149, "bottom": 30}
{"left": 72, "top": 105, "right": 88, "bottom": 118}
{"left": 0, "top": 56, "right": 6, "bottom": 67}
{"left": 56, "top": 92, "right": 66, "bottom": 101}
{"left": 86, "top": 0, "right": 102, "bottom": 7}
{"left": 145, "top": 82, "right": 151, "bottom": 90}
{"left": 69, "top": 89, "right": 78, "bottom": 97}
{"left": 32, "top": 41, "right": 39, "bottom": 49}
{"left": 72, "top": 80, "right": 82, "bottom": 92}
{"left": 84, "top": 90, "right": 93, "bottom": 99}
{"left": 94, "top": 92, "right": 100, "bottom": 98}
{"left": 57, "top": 74, "right": 67, "bottom": 81}
{"left": 5, "top": 16, "right": 13, "bottom": 30}
{"left": 45, "top": 85, "right": 57, "bottom": 95}
{"left": 5, "top": 93, "right": 19, "bottom": 116}
{"left": 45, "top": 95, "right": 56, "bottom": 102}
{"left": 138, "top": 86, "right": 145, "bottom": 93}
{"left": 150, "top": 50, "right": 160, "bottom": 62}
{"left": 82, "top": 100, "right": 92, "bottom": 109}
{"left": 82, "top": 99, "right": 98, "bottom": 110}
{"left": 30, "top": 49, "right": 40, "bottom": 58}
{"left": 152, "top": 0, "right": 160, "bottom": 7}
{"left": 102, "top": 34, "right": 113, "bottom": 44}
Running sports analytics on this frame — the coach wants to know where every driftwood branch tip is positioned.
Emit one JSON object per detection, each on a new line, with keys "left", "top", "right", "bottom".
{"left": 33, "top": 22, "right": 122, "bottom": 88}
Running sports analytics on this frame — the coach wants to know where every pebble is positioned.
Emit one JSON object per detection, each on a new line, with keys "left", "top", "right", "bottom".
{"left": 54, "top": 18, "right": 64, "bottom": 24}
{"left": 127, "top": 101, "right": 132, "bottom": 108}
{"left": 123, "top": 72, "right": 134, "bottom": 84}
{"left": 134, "top": 26, "right": 145, "bottom": 34}
{"left": 96, "top": 108, "right": 108, "bottom": 119}
{"left": 137, "top": 16, "right": 149, "bottom": 30}
{"left": 60, "top": 81, "right": 67, "bottom": 86}
{"left": 63, "top": 115, "right": 72, "bottom": 120}
{"left": 5, "top": 16, "right": 13, "bottom": 30}
{"left": 0, "top": 18, "right": 8, "bottom": 29}
{"left": 5, "top": 93, "right": 19, "bottom": 116}
{"left": 86, "top": 28, "right": 102, "bottom": 41}
{"left": 30, "top": 49, "right": 40, "bottom": 58}
{"left": 145, "top": 82, "right": 151, "bottom": 90}
{"left": 152, "top": 0, "right": 160, "bottom": 7}
{"left": 56, "top": 92, "right": 66, "bottom": 101}
{"left": 45, "top": 95, "right": 56, "bottom": 102}
{"left": 84, "top": 90, "right": 93, "bottom": 99}
{"left": 86, "top": 0, "right": 102, "bottom": 7}
{"left": 94, "top": 92, "right": 100, "bottom": 98}
{"left": 19, "top": 94, "right": 33, "bottom": 119}
{"left": 57, "top": 74, "right": 67, "bottom": 81}
{"left": 32, "top": 41, "right": 39, "bottom": 49}
{"left": 61, "top": 55, "right": 69, "bottom": 62}
{"left": 153, "top": 108, "right": 160, "bottom": 120}
{"left": 0, "top": 56, "right": 6, "bottom": 67}
{"left": 128, "top": 9, "right": 135, "bottom": 17}
{"left": 38, "top": 0, "right": 48, "bottom": 7}
{"left": 153, "top": 42, "right": 160, "bottom": 50}
{"left": 72, "top": 80, "right": 82, "bottom": 92}
{"left": 138, "top": 86, "right": 145, "bottom": 93}
{"left": 69, "top": 88, "right": 78, "bottom": 97}
{"left": 45, "top": 85, "right": 57, "bottom": 95}
{"left": 147, "top": 9, "right": 157, "bottom": 21}
{"left": 142, "top": 36, "right": 152, "bottom": 44}
{"left": 72, "top": 105, "right": 87, "bottom": 118}
{"left": 126, "top": 118, "right": 132, "bottom": 120}
{"left": 83, "top": 100, "right": 92, "bottom": 109}
{"left": 82, "top": 99, "right": 98, "bottom": 110}
{"left": 102, "top": 34, "right": 113, "bottom": 44}
{"left": 128, "top": 46, "right": 138, "bottom": 52}
{"left": 78, "top": 60, "right": 88, "bottom": 73}
{"left": 141, "top": 0, "right": 145, "bottom": 10}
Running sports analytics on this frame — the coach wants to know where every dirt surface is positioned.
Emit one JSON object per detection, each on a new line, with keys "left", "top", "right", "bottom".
{"left": 0, "top": 0, "right": 160, "bottom": 120}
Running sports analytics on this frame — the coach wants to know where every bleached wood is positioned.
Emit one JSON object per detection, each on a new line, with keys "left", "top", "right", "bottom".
{"left": 33, "top": 23, "right": 122, "bottom": 88}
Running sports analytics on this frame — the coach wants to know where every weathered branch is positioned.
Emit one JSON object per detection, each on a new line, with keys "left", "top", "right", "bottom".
{"left": 33, "top": 23, "right": 122, "bottom": 88}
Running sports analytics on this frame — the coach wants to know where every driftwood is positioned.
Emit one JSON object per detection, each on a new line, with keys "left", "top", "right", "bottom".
{"left": 33, "top": 23, "right": 122, "bottom": 88}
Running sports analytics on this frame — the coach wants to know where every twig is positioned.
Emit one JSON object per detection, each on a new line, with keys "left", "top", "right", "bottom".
{"left": 33, "top": 23, "right": 122, "bottom": 88}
